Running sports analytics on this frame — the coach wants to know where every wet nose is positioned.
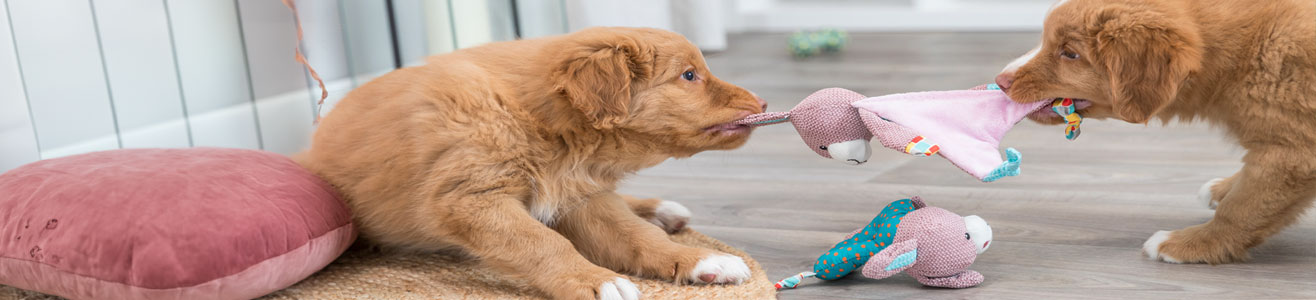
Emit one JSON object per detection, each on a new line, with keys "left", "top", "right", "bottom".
{"left": 756, "top": 96, "right": 768, "bottom": 111}
{"left": 994, "top": 72, "right": 1014, "bottom": 91}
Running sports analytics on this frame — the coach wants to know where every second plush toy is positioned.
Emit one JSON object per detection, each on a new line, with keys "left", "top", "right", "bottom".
{"left": 774, "top": 197, "right": 992, "bottom": 289}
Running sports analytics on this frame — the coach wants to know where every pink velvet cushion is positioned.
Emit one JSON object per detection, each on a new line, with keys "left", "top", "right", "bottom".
{"left": 0, "top": 148, "right": 354, "bottom": 300}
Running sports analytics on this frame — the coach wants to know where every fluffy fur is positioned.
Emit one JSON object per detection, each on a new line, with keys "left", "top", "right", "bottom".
{"left": 297, "top": 27, "right": 765, "bottom": 298}
{"left": 997, "top": 0, "right": 1316, "bottom": 264}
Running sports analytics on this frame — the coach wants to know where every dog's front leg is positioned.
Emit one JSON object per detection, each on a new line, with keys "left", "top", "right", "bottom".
{"left": 556, "top": 192, "right": 751, "bottom": 284}
{"left": 1145, "top": 148, "right": 1316, "bottom": 264}
{"left": 432, "top": 193, "right": 638, "bottom": 300}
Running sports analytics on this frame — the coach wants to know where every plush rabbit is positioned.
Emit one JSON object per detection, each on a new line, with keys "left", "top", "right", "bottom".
{"left": 735, "top": 85, "right": 1080, "bottom": 182}
{"left": 775, "top": 197, "right": 992, "bottom": 289}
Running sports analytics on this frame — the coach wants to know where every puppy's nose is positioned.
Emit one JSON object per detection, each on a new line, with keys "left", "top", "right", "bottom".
{"left": 756, "top": 96, "right": 768, "bottom": 111}
{"left": 994, "top": 72, "right": 1014, "bottom": 91}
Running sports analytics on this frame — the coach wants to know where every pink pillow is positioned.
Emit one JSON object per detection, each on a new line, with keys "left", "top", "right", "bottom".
{"left": 0, "top": 148, "right": 354, "bottom": 300}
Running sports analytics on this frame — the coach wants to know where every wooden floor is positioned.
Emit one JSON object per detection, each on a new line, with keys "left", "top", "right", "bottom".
{"left": 619, "top": 32, "right": 1316, "bottom": 299}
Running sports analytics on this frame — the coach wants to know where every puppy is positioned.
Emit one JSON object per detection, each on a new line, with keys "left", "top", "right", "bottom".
{"left": 996, "top": 0, "right": 1316, "bottom": 264}
{"left": 297, "top": 27, "right": 766, "bottom": 299}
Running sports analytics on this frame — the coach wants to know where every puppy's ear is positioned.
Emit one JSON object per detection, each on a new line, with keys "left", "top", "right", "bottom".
{"left": 1093, "top": 4, "right": 1202, "bottom": 123}
{"left": 554, "top": 30, "right": 655, "bottom": 129}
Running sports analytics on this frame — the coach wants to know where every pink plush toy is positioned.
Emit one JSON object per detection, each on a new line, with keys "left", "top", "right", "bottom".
{"left": 774, "top": 197, "right": 991, "bottom": 289}
{"left": 735, "top": 85, "right": 1072, "bottom": 182}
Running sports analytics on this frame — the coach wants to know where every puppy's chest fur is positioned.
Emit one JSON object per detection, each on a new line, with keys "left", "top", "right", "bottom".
{"left": 523, "top": 166, "right": 616, "bottom": 225}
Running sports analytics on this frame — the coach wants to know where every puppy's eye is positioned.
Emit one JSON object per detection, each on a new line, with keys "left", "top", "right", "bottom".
{"left": 682, "top": 71, "right": 696, "bottom": 81}
{"left": 818, "top": 146, "right": 828, "bottom": 150}
{"left": 965, "top": 233, "right": 971, "bottom": 240}
{"left": 1059, "top": 50, "right": 1079, "bottom": 60}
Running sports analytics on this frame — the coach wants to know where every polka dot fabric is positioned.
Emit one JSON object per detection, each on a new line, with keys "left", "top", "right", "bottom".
{"left": 813, "top": 199, "right": 918, "bottom": 280}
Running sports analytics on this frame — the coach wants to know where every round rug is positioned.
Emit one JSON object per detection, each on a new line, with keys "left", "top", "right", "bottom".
{"left": 1, "top": 229, "right": 775, "bottom": 300}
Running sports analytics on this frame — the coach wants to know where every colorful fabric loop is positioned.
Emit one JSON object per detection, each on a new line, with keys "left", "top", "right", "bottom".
{"left": 904, "top": 136, "right": 940, "bottom": 157}
{"left": 1051, "top": 98, "right": 1082, "bottom": 140}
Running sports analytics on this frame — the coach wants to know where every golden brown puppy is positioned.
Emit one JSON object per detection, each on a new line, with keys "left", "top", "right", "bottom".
{"left": 995, "top": 0, "right": 1316, "bottom": 264}
{"left": 297, "top": 27, "right": 766, "bottom": 299}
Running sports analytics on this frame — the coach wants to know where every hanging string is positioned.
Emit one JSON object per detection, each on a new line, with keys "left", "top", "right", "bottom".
{"left": 281, "top": 0, "right": 329, "bottom": 124}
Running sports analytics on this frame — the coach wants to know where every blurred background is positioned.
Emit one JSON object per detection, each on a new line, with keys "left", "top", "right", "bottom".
{"left": 0, "top": 0, "right": 1051, "bottom": 172}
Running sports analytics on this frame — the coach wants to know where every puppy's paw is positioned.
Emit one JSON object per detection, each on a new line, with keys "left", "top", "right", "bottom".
{"left": 1142, "top": 228, "right": 1248, "bottom": 264}
{"left": 689, "top": 254, "right": 751, "bottom": 284}
{"left": 597, "top": 277, "right": 640, "bottom": 300}
{"left": 647, "top": 200, "right": 691, "bottom": 233}
{"left": 1198, "top": 178, "right": 1225, "bottom": 209}
{"left": 1142, "top": 230, "right": 1182, "bottom": 263}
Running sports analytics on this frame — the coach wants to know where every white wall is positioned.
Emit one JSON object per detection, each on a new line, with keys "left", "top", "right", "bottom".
{"left": 564, "top": 0, "right": 729, "bottom": 51}
{"left": 0, "top": 0, "right": 567, "bottom": 173}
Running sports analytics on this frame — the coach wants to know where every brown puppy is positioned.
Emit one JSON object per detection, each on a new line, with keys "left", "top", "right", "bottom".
{"left": 297, "top": 27, "right": 765, "bottom": 299}
{"left": 995, "top": 0, "right": 1316, "bottom": 264}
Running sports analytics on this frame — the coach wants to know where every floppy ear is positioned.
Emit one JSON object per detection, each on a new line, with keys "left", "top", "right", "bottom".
{"left": 554, "top": 32, "right": 655, "bottom": 129}
{"left": 1093, "top": 4, "right": 1202, "bottom": 124}
{"left": 859, "top": 239, "right": 919, "bottom": 280}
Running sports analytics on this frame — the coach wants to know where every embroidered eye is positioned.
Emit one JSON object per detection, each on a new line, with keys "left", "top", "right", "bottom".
{"left": 965, "top": 233, "right": 971, "bottom": 240}
{"left": 819, "top": 146, "right": 828, "bottom": 150}
{"left": 1059, "top": 50, "right": 1079, "bottom": 60}
{"left": 682, "top": 71, "right": 696, "bottom": 81}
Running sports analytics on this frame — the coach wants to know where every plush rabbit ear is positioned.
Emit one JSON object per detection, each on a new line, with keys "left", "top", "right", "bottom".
{"left": 733, "top": 111, "right": 790, "bottom": 127}
{"left": 860, "top": 239, "right": 919, "bottom": 280}
{"left": 909, "top": 196, "right": 927, "bottom": 209}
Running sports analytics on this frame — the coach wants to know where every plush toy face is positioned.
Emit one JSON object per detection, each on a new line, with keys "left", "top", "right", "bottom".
{"left": 965, "top": 215, "right": 993, "bottom": 254}
{"left": 881, "top": 208, "right": 985, "bottom": 277}
{"left": 735, "top": 88, "right": 875, "bottom": 164}
{"left": 790, "top": 104, "right": 873, "bottom": 164}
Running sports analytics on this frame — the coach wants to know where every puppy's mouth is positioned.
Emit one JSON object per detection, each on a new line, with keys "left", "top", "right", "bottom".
{"left": 1026, "top": 98, "right": 1091, "bottom": 122}
{"left": 703, "top": 122, "right": 752, "bottom": 136}
{"left": 703, "top": 111, "right": 754, "bottom": 136}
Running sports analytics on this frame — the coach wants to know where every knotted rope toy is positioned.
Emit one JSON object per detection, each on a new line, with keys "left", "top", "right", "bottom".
{"left": 735, "top": 84, "right": 1082, "bottom": 182}
{"left": 775, "top": 197, "right": 992, "bottom": 289}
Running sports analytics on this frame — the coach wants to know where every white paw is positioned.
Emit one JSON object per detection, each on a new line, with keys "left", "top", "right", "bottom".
{"left": 648, "top": 200, "right": 691, "bottom": 233}
{"left": 1198, "top": 178, "right": 1223, "bottom": 209}
{"left": 689, "top": 254, "right": 751, "bottom": 284}
{"left": 1142, "top": 230, "right": 1182, "bottom": 263}
{"left": 597, "top": 277, "right": 640, "bottom": 300}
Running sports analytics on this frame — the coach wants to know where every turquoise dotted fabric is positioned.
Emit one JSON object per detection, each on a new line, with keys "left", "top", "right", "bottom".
{"left": 813, "top": 199, "right": 917, "bottom": 280}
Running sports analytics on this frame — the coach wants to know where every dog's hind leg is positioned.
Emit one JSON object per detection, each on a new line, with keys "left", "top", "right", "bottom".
{"left": 622, "top": 195, "right": 692, "bottom": 233}
{"left": 1199, "top": 172, "right": 1239, "bottom": 210}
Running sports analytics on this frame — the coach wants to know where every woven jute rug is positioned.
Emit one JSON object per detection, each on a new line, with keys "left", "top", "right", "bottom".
{"left": 1, "top": 229, "right": 775, "bottom": 300}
